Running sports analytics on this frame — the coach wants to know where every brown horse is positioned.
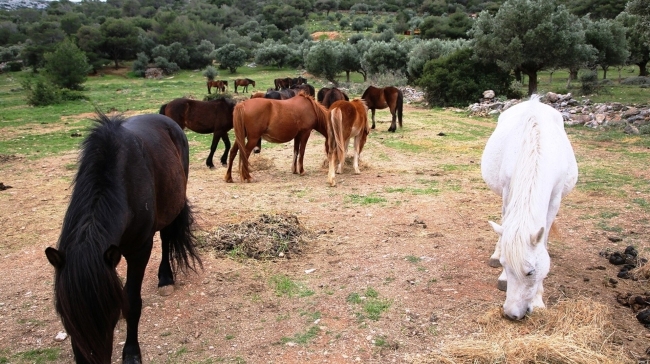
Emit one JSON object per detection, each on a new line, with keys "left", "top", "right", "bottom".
{"left": 361, "top": 86, "right": 404, "bottom": 132}
{"left": 160, "top": 97, "right": 236, "bottom": 168}
{"left": 327, "top": 99, "right": 370, "bottom": 187}
{"left": 318, "top": 87, "right": 350, "bottom": 108}
{"left": 291, "top": 83, "right": 315, "bottom": 97}
{"left": 234, "top": 78, "right": 255, "bottom": 93}
{"left": 225, "top": 92, "right": 330, "bottom": 183}
{"left": 207, "top": 80, "right": 227, "bottom": 94}
{"left": 274, "top": 77, "right": 292, "bottom": 90}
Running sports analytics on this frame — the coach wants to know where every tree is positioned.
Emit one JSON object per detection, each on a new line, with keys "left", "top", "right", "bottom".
{"left": 419, "top": 48, "right": 516, "bottom": 107}
{"left": 305, "top": 40, "right": 342, "bottom": 84}
{"left": 315, "top": 0, "right": 338, "bottom": 16}
{"left": 254, "top": 41, "right": 294, "bottom": 68}
{"left": 60, "top": 13, "right": 86, "bottom": 36}
{"left": 76, "top": 25, "right": 108, "bottom": 73}
{"left": 214, "top": 43, "right": 247, "bottom": 73}
{"left": 626, "top": 0, "right": 650, "bottom": 42}
{"left": 360, "top": 40, "right": 409, "bottom": 77}
{"left": 44, "top": 38, "right": 90, "bottom": 90}
{"left": 564, "top": 0, "right": 628, "bottom": 19}
{"left": 338, "top": 43, "right": 362, "bottom": 82}
{"left": 21, "top": 21, "right": 65, "bottom": 72}
{"left": 100, "top": 18, "right": 141, "bottom": 69}
{"left": 407, "top": 38, "right": 471, "bottom": 82}
{"left": 583, "top": 17, "right": 629, "bottom": 79}
{"left": 469, "top": 0, "right": 592, "bottom": 95}
{"left": 616, "top": 12, "right": 650, "bottom": 76}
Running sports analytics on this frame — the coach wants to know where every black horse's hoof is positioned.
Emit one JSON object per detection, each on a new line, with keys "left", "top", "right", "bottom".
{"left": 123, "top": 354, "right": 142, "bottom": 364}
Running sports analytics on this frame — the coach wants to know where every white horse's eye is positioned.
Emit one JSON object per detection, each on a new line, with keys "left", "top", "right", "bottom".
{"left": 526, "top": 270, "right": 535, "bottom": 277}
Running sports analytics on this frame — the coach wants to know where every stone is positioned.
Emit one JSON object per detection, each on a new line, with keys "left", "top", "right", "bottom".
{"left": 483, "top": 90, "right": 495, "bottom": 99}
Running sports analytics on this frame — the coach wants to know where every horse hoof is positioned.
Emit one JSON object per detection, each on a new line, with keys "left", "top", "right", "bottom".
{"left": 497, "top": 279, "right": 507, "bottom": 292}
{"left": 488, "top": 258, "right": 502, "bottom": 268}
{"left": 158, "top": 285, "right": 174, "bottom": 296}
{"left": 123, "top": 354, "right": 142, "bottom": 364}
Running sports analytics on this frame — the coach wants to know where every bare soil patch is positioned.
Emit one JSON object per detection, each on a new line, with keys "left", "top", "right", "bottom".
{"left": 1, "top": 105, "right": 649, "bottom": 363}
{"left": 311, "top": 31, "right": 343, "bottom": 41}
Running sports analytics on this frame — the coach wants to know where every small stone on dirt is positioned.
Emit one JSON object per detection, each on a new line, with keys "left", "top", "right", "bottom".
{"left": 54, "top": 331, "right": 68, "bottom": 342}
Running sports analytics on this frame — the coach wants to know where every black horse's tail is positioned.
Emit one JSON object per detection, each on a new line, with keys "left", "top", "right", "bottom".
{"left": 396, "top": 89, "right": 404, "bottom": 128}
{"left": 161, "top": 200, "right": 202, "bottom": 274}
{"left": 159, "top": 103, "right": 167, "bottom": 115}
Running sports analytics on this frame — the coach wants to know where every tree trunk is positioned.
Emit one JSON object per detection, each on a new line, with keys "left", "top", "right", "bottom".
{"left": 526, "top": 70, "right": 538, "bottom": 96}
{"left": 346, "top": 70, "right": 350, "bottom": 82}
{"left": 114, "top": 57, "right": 119, "bottom": 69}
{"left": 602, "top": 66, "right": 608, "bottom": 80}
{"left": 514, "top": 68, "right": 522, "bottom": 82}
{"left": 638, "top": 61, "right": 649, "bottom": 76}
{"left": 549, "top": 70, "right": 554, "bottom": 84}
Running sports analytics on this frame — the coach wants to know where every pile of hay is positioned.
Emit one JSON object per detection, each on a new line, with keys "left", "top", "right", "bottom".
{"left": 200, "top": 213, "right": 311, "bottom": 259}
{"left": 413, "top": 299, "right": 632, "bottom": 364}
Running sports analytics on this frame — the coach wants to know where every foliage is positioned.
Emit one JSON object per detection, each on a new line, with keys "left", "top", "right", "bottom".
{"left": 203, "top": 65, "right": 218, "bottom": 81}
{"left": 154, "top": 56, "right": 179, "bottom": 74}
{"left": 469, "top": 0, "right": 594, "bottom": 95}
{"left": 616, "top": 12, "right": 650, "bottom": 76}
{"left": 100, "top": 18, "right": 141, "bottom": 69}
{"left": 579, "top": 69, "right": 602, "bottom": 95}
{"left": 420, "top": 12, "right": 474, "bottom": 40}
{"left": 254, "top": 41, "right": 296, "bottom": 68}
{"left": 583, "top": 17, "right": 629, "bottom": 79}
{"left": 132, "top": 52, "right": 150, "bottom": 78}
{"left": 407, "top": 38, "right": 470, "bottom": 82}
{"left": 43, "top": 38, "right": 90, "bottom": 90}
{"left": 360, "top": 40, "right": 410, "bottom": 77}
{"left": 304, "top": 40, "right": 342, "bottom": 83}
{"left": 213, "top": 43, "right": 247, "bottom": 73}
{"left": 22, "top": 77, "right": 61, "bottom": 106}
{"left": 419, "top": 47, "right": 516, "bottom": 107}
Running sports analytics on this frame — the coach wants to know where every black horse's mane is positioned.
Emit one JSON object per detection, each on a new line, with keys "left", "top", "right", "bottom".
{"left": 54, "top": 113, "right": 128, "bottom": 363}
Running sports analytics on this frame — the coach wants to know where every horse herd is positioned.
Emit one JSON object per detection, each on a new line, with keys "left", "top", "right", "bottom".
{"left": 44, "top": 91, "right": 577, "bottom": 363}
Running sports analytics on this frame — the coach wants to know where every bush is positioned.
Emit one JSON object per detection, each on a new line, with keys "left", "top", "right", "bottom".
{"left": 620, "top": 76, "right": 650, "bottom": 85}
{"left": 579, "top": 70, "right": 602, "bottom": 95}
{"left": 23, "top": 78, "right": 61, "bottom": 106}
{"left": 132, "top": 52, "right": 149, "bottom": 78}
{"left": 418, "top": 48, "right": 515, "bottom": 107}
{"left": 5, "top": 61, "right": 22, "bottom": 72}
{"left": 203, "top": 65, "right": 218, "bottom": 81}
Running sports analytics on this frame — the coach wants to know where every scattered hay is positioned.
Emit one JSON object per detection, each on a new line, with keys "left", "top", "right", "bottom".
{"left": 0, "top": 154, "right": 19, "bottom": 164}
{"left": 412, "top": 299, "right": 632, "bottom": 364}
{"left": 249, "top": 155, "right": 275, "bottom": 171}
{"left": 199, "top": 213, "right": 311, "bottom": 259}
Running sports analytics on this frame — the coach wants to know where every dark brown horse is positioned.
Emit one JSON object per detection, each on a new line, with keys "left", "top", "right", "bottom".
{"left": 361, "top": 86, "right": 404, "bottom": 132}
{"left": 207, "top": 80, "right": 227, "bottom": 94}
{"left": 292, "top": 76, "right": 307, "bottom": 85}
{"left": 160, "top": 97, "right": 236, "bottom": 168}
{"left": 234, "top": 78, "right": 255, "bottom": 93}
{"left": 45, "top": 113, "right": 201, "bottom": 364}
{"left": 291, "top": 83, "right": 315, "bottom": 97}
{"left": 274, "top": 77, "right": 292, "bottom": 90}
{"left": 318, "top": 87, "right": 350, "bottom": 108}
{"left": 326, "top": 99, "right": 370, "bottom": 187}
{"left": 225, "top": 92, "right": 330, "bottom": 183}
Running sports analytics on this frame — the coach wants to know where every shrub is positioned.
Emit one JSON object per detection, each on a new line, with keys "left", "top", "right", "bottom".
{"left": 203, "top": 65, "right": 218, "bottom": 81}
{"left": 418, "top": 48, "right": 515, "bottom": 107}
{"left": 579, "top": 70, "right": 602, "bottom": 95}
{"left": 5, "top": 61, "right": 22, "bottom": 72}
{"left": 23, "top": 78, "right": 61, "bottom": 106}
{"left": 620, "top": 76, "right": 650, "bottom": 85}
{"left": 132, "top": 52, "right": 149, "bottom": 78}
{"left": 154, "top": 56, "right": 179, "bottom": 75}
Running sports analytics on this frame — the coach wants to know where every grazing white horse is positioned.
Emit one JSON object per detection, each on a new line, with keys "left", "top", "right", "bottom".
{"left": 481, "top": 95, "right": 578, "bottom": 320}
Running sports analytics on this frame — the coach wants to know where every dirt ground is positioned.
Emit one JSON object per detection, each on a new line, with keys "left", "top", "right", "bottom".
{"left": 1, "top": 105, "right": 650, "bottom": 363}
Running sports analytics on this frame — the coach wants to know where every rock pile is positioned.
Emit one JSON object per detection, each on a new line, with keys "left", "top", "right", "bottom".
{"left": 468, "top": 90, "right": 650, "bottom": 134}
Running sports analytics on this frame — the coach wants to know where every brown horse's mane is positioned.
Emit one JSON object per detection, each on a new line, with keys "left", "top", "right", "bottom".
{"left": 295, "top": 91, "right": 329, "bottom": 137}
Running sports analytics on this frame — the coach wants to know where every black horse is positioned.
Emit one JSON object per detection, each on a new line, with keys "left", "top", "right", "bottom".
{"left": 160, "top": 97, "right": 236, "bottom": 168}
{"left": 45, "top": 113, "right": 202, "bottom": 364}
{"left": 318, "top": 87, "right": 350, "bottom": 108}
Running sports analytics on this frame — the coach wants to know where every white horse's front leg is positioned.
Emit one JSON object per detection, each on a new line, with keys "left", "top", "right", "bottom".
{"left": 532, "top": 283, "right": 545, "bottom": 309}
{"left": 353, "top": 136, "right": 361, "bottom": 174}
{"left": 497, "top": 269, "right": 507, "bottom": 291}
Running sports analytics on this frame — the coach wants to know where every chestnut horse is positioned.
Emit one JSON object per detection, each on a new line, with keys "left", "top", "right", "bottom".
{"left": 326, "top": 99, "right": 370, "bottom": 187}
{"left": 274, "top": 77, "right": 292, "bottom": 90}
{"left": 225, "top": 92, "right": 329, "bottom": 183}
{"left": 160, "top": 97, "right": 236, "bottom": 168}
{"left": 207, "top": 80, "right": 227, "bottom": 94}
{"left": 318, "top": 87, "right": 350, "bottom": 108}
{"left": 45, "top": 113, "right": 201, "bottom": 364}
{"left": 234, "top": 78, "right": 255, "bottom": 93}
{"left": 361, "top": 86, "right": 403, "bottom": 132}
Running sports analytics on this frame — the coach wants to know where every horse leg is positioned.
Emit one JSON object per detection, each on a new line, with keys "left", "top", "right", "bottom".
{"left": 219, "top": 133, "right": 231, "bottom": 166}
{"left": 353, "top": 136, "right": 362, "bottom": 174}
{"left": 225, "top": 143, "right": 239, "bottom": 183}
{"left": 370, "top": 109, "right": 376, "bottom": 129}
{"left": 388, "top": 109, "right": 397, "bottom": 132}
{"left": 497, "top": 269, "right": 507, "bottom": 291}
{"left": 205, "top": 133, "right": 220, "bottom": 169}
{"left": 292, "top": 137, "right": 300, "bottom": 174}
{"left": 253, "top": 139, "right": 261, "bottom": 154}
{"left": 337, "top": 139, "right": 349, "bottom": 174}
{"left": 239, "top": 138, "right": 258, "bottom": 182}
{"left": 122, "top": 244, "right": 152, "bottom": 364}
{"left": 207, "top": 84, "right": 211, "bottom": 94}
{"left": 297, "top": 134, "right": 310, "bottom": 175}
{"left": 327, "top": 151, "right": 337, "bottom": 186}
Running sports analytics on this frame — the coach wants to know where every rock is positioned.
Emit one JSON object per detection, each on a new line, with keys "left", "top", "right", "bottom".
{"left": 483, "top": 90, "right": 495, "bottom": 99}
{"left": 54, "top": 331, "right": 68, "bottom": 342}
{"left": 624, "top": 124, "right": 640, "bottom": 135}
{"left": 545, "top": 92, "right": 559, "bottom": 103}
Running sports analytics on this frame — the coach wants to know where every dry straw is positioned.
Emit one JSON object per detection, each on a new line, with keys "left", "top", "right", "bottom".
{"left": 412, "top": 298, "right": 632, "bottom": 364}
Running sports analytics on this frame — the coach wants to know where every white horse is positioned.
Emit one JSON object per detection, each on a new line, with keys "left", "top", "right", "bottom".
{"left": 481, "top": 95, "right": 578, "bottom": 320}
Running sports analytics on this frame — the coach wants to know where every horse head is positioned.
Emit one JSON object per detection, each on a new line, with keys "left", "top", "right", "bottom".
{"left": 489, "top": 221, "right": 549, "bottom": 320}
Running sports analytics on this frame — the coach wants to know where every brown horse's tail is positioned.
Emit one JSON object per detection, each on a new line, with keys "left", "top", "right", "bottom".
{"left": 233, "top": 104, "right": 250, "bottom": 181}
{"left": 159, "top": 103, "right": 167, "bottom": 115}
{"left": 328, "top": 108, "right": 345, "bottom": 164}
{"left": 396, "top": 88, "right": 404, "bottom": 128}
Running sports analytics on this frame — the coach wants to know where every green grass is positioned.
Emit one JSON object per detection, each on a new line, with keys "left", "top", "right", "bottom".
{"left": 279, "top": 326, "right": 321, "bottom": 345}
{"left": 345, "top": 193, "right": 387, "bottom": 205}
{"left": 347, "top": 287, "right": 391, "bottom": 321}
{"left": 269, "top": 274, "right": 314, "bottom": 298}
{"left": 11, "top": 348, "right": 59, "bottom": 363}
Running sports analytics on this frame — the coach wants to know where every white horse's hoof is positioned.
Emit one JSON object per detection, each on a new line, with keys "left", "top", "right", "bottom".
{"left": 158, "top": 285, "right": 174, "bottom": 296}
{"left": 488, "top": 258, "right": 501, "bottom": 268}
{"left": 497, "top": 279, "right": 507, "bottom": 292}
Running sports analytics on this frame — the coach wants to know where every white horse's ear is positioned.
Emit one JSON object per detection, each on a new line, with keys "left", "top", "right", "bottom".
{"left": 532, "top": 227, "right": 545, "bottom": 246}
{"left": 488, "top": 221, "right": 503, "bottom": 236}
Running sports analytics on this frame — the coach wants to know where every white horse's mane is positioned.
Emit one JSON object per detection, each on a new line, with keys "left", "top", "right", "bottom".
{"left": 502, "top": 96, "right": 545, "bottom": 279}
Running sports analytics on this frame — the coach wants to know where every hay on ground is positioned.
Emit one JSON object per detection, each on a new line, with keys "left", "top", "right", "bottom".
{"left": 412, "top": 298, "right": 632, "bottom": 364}
{"left": 199, "top": 213, "right": 311, "bottom": 259}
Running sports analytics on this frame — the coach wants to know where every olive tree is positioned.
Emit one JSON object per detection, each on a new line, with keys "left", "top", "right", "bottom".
{"left": 213, "top": 43, "right": 247, "bottom": 73}
{"left": 583, "top": 17, "right": 629, "bottom": 79}
{"left": 469, "top": 0, "right": 592, "bottom": 95}
{"left": 304, "top": 40, "right": 342, "bottom": 84}
{"left": 616, "top": 12, "right": 650, "bottom": 76}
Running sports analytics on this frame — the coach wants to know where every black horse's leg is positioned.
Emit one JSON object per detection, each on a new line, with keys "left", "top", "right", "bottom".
{"left": 205, "top": 133, "right": 220, "bottom": 169}
{"left": 371, "top": 109, "right": 376, "bottom": 129}
{"left": 122, "top": 244, "right": 152, "bottom": 364}
{"left": 158, "top": 231, "right": 174, "bottom": 287}
{"left": 219, "top": 133, "right": 231, "bottom": 166}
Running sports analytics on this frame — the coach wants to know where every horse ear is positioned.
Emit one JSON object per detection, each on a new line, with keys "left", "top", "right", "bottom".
{"left": 532, "top": 227, "right": 545, "bottom": 246}
{"left": 103, "top": 245, "right": 122, "bottom": 268}
{"left": 45, "top": 247, "right": 65, "bottom": 269}
{"left": 488, "top": 221, "right": 503, "bottom": 236}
